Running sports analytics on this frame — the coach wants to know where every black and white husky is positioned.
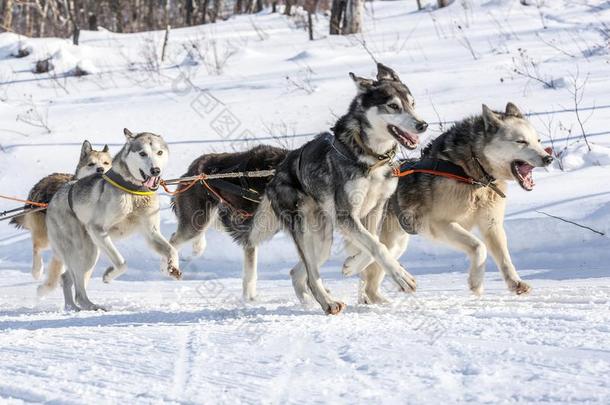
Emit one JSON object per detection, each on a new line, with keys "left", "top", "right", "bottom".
{"left": 343, "top": 103, "right": 554, "bottom": 303}
{"left": 171, "top": 63, "right": 427, "bottom": 314}
{"left": 46, "top": 129, "right": 180, "bottom": 311}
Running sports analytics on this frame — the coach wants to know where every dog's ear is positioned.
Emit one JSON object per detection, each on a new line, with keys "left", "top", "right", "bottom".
{"left": 376, "top": 63, "right": 400, "bottom": 82}
{"left": 102, "top": 144, "right": 110, "bottom": 153}
{"left": 80, "top": 140, "right": 92, "bottom": 158}
{"left": 482, "top": 104, "right": 502, "bottom": 133}
{"left": 505, "top": 102, "right": 524, "bottom": 118}
{"left": 123, "top": 128, "right": 135, "bottom": 140}
{"left": 349, "top": 72, "right": 374, "bottom": 93}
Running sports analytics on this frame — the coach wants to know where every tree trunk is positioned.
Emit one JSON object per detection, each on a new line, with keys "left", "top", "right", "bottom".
{"left": 342, "top": 0, "right": 363, "bottom": 35}
{"left": 284, "top": 0, "right": 292, "bottom": 16}
{"left": 3, "top": 0, "right": 13, "bottom": 31}
{"left": 235, "top": 0, "right": 244, "bottom": 14}
{"left": 110, "top": 0, "right": 123, "bottom": 33}
{"left": 437, "top": 0, "right": 450, "bottom": 8}
{"left": 147, "top": 0, "right": 155, "bottom": 30}
{"left": 186, "top": 0, "right": 194, "bottom": 24}
{"left": 212, "top": 0, "right": 223, "bottom": 22}
{"left": 416, "top": 0, "right": 422, "bottom": 10}
{"left": 67, "top": 0, "right": 80, "bottom": 45}
{"left": 255, "top": 0, "right": 263, "bottom": 13}
{"left": 330, "top": 0, "right": 345, "bottom": 35}
{"left": 272, "top": 1, "right": 277, "bottom": 13}
{"left": 202, "top": 0, "right": 209, "bottom": 23}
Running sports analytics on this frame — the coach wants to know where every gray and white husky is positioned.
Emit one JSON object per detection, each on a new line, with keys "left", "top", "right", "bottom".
{"left": 46, "top": 129, "right": 180, "bottom": 311}
{"left": 343, "top": 103, "right": 554, "bottom": 303}
{"left": 252, "top": 63, "right": 428, "bottom": 314}
{"left": 10, "top": 140, "right": 111, "bottom": 296}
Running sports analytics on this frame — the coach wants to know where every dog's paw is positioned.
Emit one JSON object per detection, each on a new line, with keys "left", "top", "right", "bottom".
{"left": 64, "top": 303, "right": 81, "bottom": 312}
{"left": 468, "top": 276, "right": 485, "bottom": 296}
{"left": 510, "top": 280, "right": 531, "bottom": 295}
{"left": 168, "top": 263, "right": 182, "bottom": 280}
{"left": 102, "top": 267, "right": 114, "bottom": 283}
{"left": 37, "top": 283, "right": 54, "bottom": 298}
{"left": 103, "top": 264, "right": 127, "bottom": 283}
{"left": 325, "top": 301, "right": 346, "bottom": 315}
{"left": 359, "top": 291, "right": 389, "bottom": 305}
{"left": 393, "top": 267, "right": 416, "bottom": 293}
{"left": 342, "top": 253, "right": 371, "bottom": 277}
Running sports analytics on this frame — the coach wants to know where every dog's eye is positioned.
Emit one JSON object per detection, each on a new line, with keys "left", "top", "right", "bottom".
{"left": 139, "top": 151, "right": 148, "bottom": 157}
{"left": 516, "top": 140, "right": 528, "bottom": 145}
{"left": 157, "top": 150, "right": 163, "bottom": 156}
{"left": 104, "top": 162, "right": 110, "bottom": 165}
{"left": 388, "top": 103, "right": 400, "bottom": 111}
{"left": 87, "top": 162, "right": 95, "bottom": 167}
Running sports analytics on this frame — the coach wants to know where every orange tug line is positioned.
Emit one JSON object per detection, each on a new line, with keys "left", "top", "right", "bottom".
{"left": 392, "top": 167, "right": 476, "bottom": 184}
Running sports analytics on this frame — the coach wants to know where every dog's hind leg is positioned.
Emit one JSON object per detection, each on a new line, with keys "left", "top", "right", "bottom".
{"left": 170, "top": 200, "right": 217, "bottom": 258}
{"left": 64, "top": 240, "right": 104, "bottom": 311}
{"left": 290, "top": 262, "right": 311, "bottom": 303}
{"left": 37, "top": 256, "right": 64, "bottom": 297}
{"left": 61, "top": 271, "right": 79, "bottom": 312}
{"left": 27, "top": 213, "right": 49, "bottom": 280}
{"left": 430, "top": 221, "right": 487, "bottom": 295}
{"left": 478, "top": 221, "right": 530, "bottom": 295}
{"left": 290, "top": 207, "right": 344, "bottom": 315}
{"left": 242, "top": 246, "right": 258, "bottom": 301}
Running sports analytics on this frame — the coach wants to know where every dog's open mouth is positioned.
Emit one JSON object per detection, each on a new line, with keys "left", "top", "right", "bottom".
{"left": 511, "top": 160, "right": 535, "bottom": 191}
{"left": 140, "top": 169, "right": 160, "bottom": 189}
{"left": 388, "top": 124, "right": 418, "bottom": 150}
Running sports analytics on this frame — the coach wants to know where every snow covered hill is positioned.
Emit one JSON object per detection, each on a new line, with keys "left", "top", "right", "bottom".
{"left": 0, "top": 1, "right": 609, "bottom": 403}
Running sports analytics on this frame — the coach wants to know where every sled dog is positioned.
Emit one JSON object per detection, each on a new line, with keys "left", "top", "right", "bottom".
{"left": 46, "top": 129, "right": 180, "bottom": 311}
{"left": 343, "top": 103, "right": 554, "bottom": 303}
{"left": 10, "top": 141, "right": 111, "bottom": 296}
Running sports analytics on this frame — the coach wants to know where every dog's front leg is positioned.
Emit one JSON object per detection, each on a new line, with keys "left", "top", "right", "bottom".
{"left": 140, "top": 217, "right": 181, "bottom": 280}
{"left": 338, "top": 214, "right": 416, "bottom": 293}
{"left": 86, "top": 225, "right": 128, "bottom": 283}
{"left": 341, "top": 203, "right": 385, "bottom": 277}
{"left": 479, "top": 221, "right": 530, "bottom": 295}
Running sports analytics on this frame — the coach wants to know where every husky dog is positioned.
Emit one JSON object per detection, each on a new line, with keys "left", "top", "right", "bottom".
{"left": 344, "top": 103, "right": 554, "bottom": 303}
{"left": 10, "top": 141, "right": 111, "bottom": 295}
{"left": 46, "top": 129, "right": 180, "bottom": 311}
{"left": 246, "top": 63, "right": 428, "bottom": 314}
{"left": 170, "top": 145, "right": 288, "bottom": 299}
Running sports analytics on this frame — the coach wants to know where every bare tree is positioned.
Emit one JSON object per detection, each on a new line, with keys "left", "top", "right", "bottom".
{"left": 437, "top": 0, "right": 450, "bottom": 7}
{"left": 342, "top": 0, "right": 363, "bottom": 34}
{"left": 330, "top": 0, "right": 345, "bottom": 35}
{"left": 3, "top": 0, "right": 13, "bottom": 31}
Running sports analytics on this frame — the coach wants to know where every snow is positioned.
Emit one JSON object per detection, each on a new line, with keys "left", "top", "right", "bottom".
{"left": 1, "top": 0, "right": 610, "bottom": 403}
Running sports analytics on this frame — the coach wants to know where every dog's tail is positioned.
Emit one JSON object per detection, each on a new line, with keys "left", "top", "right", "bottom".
{"left": 9, "top": 214, "right": 25, "bottom": 229}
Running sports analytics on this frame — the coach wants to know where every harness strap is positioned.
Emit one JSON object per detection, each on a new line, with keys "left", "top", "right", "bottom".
{"left": 394, "top": 158, "right": 506, "bottom": 198}
{"left": 206, "top": 178, "right": 261, "bottom": 203}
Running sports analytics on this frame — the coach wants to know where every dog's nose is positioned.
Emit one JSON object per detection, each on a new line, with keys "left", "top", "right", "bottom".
{"left": 416, "top": 121, "right": 428, "bottom": 132}
{"left": 542, "top": 155, "right": 554, "bottom": 166}
{"left": 96, "top": 167, "right": 105, "bottom": 173}
{"left": 150, "top": 167, "right": 161, "bottom": 176}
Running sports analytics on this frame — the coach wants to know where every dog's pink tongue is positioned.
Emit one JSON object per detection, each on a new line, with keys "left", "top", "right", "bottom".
{"left": 144, "top": 176, "right": 158, "bottom": 188}
{"left": 519, "top": 163, "right": 535, "bottom": 189}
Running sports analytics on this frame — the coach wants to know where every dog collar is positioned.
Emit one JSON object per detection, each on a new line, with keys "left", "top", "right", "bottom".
{"left": 352, "top": 130, "right": 397, "bottom": 172}
{"left": 102, "top": 169, "right": 157, "bottom": 196}
{"left": 394, "top": 158, "right": 506, "bottom": 198}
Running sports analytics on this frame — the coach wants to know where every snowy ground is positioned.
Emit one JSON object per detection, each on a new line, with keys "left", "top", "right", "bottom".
{"left": 1, "top": 0, "right": 610, "bottom": 403}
